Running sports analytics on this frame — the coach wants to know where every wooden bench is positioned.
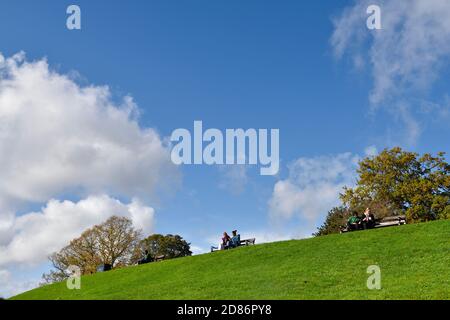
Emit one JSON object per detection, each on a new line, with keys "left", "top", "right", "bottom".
{"left": 341, "top": 215, "right": 406, "bottom": 233}
{"left": 240, "top": 238, "right": 256, "bottom": 246}
{"left": 154, "top": 255, "right": 166, "bottom": 262}
{"left": 374, "top": 215, "right": 406, "bottom": 228}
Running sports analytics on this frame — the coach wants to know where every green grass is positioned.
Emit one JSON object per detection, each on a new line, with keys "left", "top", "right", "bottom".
{"left": 11, "top": 220, "right": 450, "bottom": 300}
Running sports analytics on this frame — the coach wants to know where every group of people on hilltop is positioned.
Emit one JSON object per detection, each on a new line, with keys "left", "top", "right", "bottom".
{"left": 220, "top": 230, "right": 241, "bottom": 250}
{"left": 347, "top": 208, "right": 376, "bottom": 231}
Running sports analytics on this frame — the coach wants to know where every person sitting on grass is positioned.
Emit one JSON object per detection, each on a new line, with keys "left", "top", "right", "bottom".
{"left": 347, "top": 211, "right": 361, "bottom": 231}
{"left": 220, "top": 232, "right": 231, "bottom": 250}
{"left": 361, "top": 208, "right": 376, "bottom": 230}
{"left": 229, "top": 230, "right": 241, "bottom": 248}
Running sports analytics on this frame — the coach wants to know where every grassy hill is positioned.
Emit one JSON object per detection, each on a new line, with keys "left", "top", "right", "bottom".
{"left": 12, "top": 220, "right": 450, "bottom": 300}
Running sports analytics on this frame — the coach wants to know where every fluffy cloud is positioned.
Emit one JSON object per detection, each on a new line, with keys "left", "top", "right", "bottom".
{"left": 0, "top": 269, "right": 14, "bottom": 297}
{"left": 269, "top": 153, "right": 359, "bottom": 222}
{"left": 331, "top": 0, "right": 450, "bottom": 143}
{"left": 0, "top": 195, "right": 154, "bottom": 267}
{"left": 0, "top": 52, "right": 178, "bottom": 296}
{"left": 0, "top": 268, "right": 40, "bottom": 298}
{"left": 0, "top": 52, "right": 179, "bottom": 211}
{"left": 0, "top": 269, "right": 9, "bottom": 285}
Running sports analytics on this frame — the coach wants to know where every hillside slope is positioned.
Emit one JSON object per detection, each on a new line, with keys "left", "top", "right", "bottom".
{"left": 12, "top": 220, "right": 450, "bottom": 300}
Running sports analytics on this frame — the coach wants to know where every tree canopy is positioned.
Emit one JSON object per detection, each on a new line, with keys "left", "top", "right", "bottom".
{"left": 137, "top": 234, "right": 192, "bottom": 260}
{"left": 42, "top": 216, "right": 141, "bottom": 284}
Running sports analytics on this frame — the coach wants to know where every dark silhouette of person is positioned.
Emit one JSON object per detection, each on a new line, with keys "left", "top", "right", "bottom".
{"left": 361, "top": 208, "right": 376, "bottom": 229}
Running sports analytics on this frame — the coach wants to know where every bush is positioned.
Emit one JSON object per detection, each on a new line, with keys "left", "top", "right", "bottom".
{"left": 314, "top": 207, "right": 349, "bottom": 236}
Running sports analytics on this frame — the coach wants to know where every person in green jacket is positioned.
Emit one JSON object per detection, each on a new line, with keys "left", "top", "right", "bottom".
{"left": 347, "top": 212, "right": 361, "bottom": 231}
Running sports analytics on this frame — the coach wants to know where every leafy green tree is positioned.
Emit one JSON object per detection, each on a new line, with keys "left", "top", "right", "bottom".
{"left": 136, "top": 234, "right": 192, "bottom": 260}
{"left": 341, "top": 147, "right": 450, "bottom": 222}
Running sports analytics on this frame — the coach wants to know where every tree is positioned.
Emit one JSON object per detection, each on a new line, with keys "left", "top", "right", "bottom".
{"left": 42, "top": 226, "right": 102, "bottom": 284}
{"left": 93, "top": 216, "right": 141, "bottom": 267}
{"left": 313, "top": 207, "right": 349, "bottom": 237}
{"left": 136, "top": 234, "right": 192, "bottom": 261}
{"left": 42, "top": 216, "right": 141, "bottom": 284}
{"left": 341, "top": 148, "right": 450, "bottom": 222}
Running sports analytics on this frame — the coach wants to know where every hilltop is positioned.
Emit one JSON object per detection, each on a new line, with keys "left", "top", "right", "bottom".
{"left": 12, "top": 220, "right": 450, "bottom": 300}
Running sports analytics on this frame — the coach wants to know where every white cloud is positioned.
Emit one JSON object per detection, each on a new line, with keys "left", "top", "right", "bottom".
{"left": 269, "top": 153, "right": 359, "bottom": 222}
{"left": 0, "top": 213, "right": 14, "bottom": 245}
{"left": 332, "top": 0, "right": 450, "bottom": 105}
{"left": 331, "top": 0, "right": 450, "bottom": 143}
{"left": 0, "top": 269, "right": 13, "bottom": 297}
{"left": 0, "top": 269, "right": 9, "bottom": 285}
{"left": 0, "top": 52, "right": 179, "bottom": 296}
{"left": 190, "top": 245, "right": 209, "bottom": 255}
{"left": 0, "top": 268, "right": 39, "bottom": 298}
{"left": 0, "top": 195, "right": 155, "bottom": 267}
{"left": 0, "top": 52, "right": 179, "bottom": 211}
{"left": 419, "top": 95, "right": 450, "bottom": 118}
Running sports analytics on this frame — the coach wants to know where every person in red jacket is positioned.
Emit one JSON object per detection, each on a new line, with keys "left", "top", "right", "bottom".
{"left": 220, "top": 232, "right": 231, "bottom": 250}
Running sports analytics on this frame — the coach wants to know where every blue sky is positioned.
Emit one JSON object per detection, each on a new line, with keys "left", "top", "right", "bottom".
{"left": 0, "top": 0, "right": 449, "bottom": 297}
